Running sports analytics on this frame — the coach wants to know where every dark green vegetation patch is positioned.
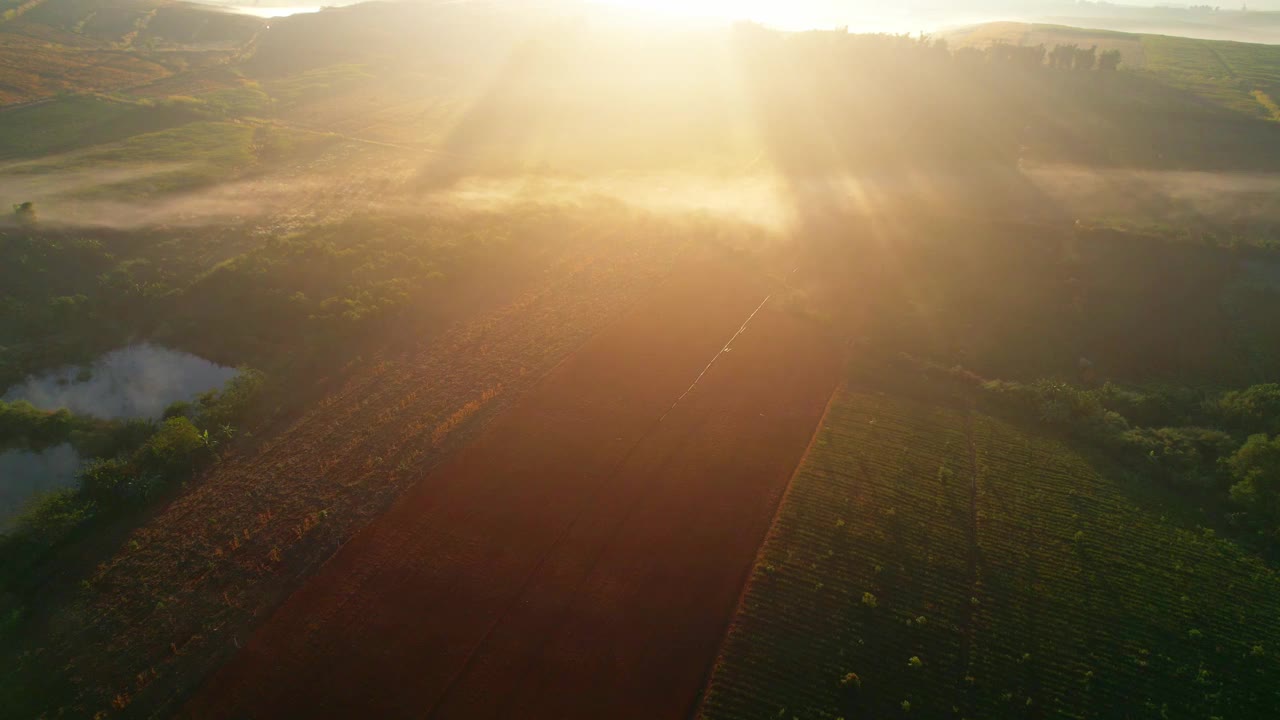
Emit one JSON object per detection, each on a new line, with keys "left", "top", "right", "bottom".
{"left": 700, "top": 391, "right": 1280, "bottom": 720}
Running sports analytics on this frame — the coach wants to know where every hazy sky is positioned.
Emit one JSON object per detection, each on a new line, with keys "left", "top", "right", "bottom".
{"left": 593, "top": 1, "right": 1280, "bottom": 32}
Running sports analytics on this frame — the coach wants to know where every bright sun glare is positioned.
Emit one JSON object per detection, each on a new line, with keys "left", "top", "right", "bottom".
{"left": 595, "top": 0, "right": 834, "bottom": 30}
{"left": 592, "top": 1, "right": 933, "bottom": 34}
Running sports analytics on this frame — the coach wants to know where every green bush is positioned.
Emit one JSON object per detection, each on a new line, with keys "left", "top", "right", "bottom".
{"left": 0, "top": 402, "right": 102, "bottom": 452}
{"left": 77, "top": 458, "right": 134, "bottom": 504}
{"left": 1095, "top": 382, "right": 1203, "bottom": 428}
{"left": 0, "top": 401, "right": 44, "bottom": 442}
{"left": 140, "top": 417, "right": 206, "bottom": 476}
{"left": 1121, "top": 426, "right": 1236, "bottom": 488}
{"left": 981, "top": 379, "right": 1130, "bottom": 444}
{"left": 1216, "top": 384, "right": 1280, "bottom": 436}
{"left": 195, "top": 368, "right": 264, "bottom": 431}
{"left": 11, "top": 490, "right": 96, "bottom": 545}
{"left": 11, "top": 202, "right": 35, "bottom": 226}
{"left": 162, "top": 400, "right": 194, "bottom": 420}
{"left": 1227, "top": 434, "right": 1280, "bottom": 526}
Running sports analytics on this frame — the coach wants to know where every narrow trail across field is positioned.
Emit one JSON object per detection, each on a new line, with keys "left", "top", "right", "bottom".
{"left": 185, "top": 258, "right": 841, "bottom": 719}
{"left": 958, "top": 408, "right": 984, "bottom": 717}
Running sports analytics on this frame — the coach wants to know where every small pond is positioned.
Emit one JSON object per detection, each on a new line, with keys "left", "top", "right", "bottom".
{"left": 0, "top": 444, "right": 82, "bottom": 531}
{"left": 3, "top": 343, "right": 237, "bottom": 420}
{"left": 1, "top": 344, "right": 236, "bottom": 530}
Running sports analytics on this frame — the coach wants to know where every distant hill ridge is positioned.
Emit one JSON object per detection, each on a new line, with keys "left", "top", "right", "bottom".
{"left": 0, "top": 0, "right": 263, "bottom": 105}
{"left": 946, "top": 21, "right": 1280, "bottom": 122}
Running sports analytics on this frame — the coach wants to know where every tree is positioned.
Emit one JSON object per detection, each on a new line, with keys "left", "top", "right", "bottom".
{"left": 1217, "top": 384, "right": 1280, "bottom": 436}
{"left": 986, "top": 42, "right": 1046, "bottom": 69}
{"left": 141, "top": 417, "right": 206, "bottom": 476}
{"left": 1050, "top": 44, "right": 1077, "bottom": 70}
{"left": 1099, "top": 49, "right": 1122, "bottom": 71}
{"left": 1227, "top": 434, "right": 1280, "bottom": 524}
{"left": 78, "top": 458, "right": 134, "bottom": 503}
{"left": 12, "top": 201, "right": 35, "bottom": 226}
{"left": 1074, "top": 45, "right": 1098, "bottom": 72}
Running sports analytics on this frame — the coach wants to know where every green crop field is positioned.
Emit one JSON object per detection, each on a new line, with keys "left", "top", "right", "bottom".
{"left": 0, "top": 95, "right": 178, "bottom": 159}
{"left": 1, "top": 121, "right": 282, "bottom": 197}
{"left": 700, "top": 389, "right": 1280, "bottom": 720}
{"left": 1141, "top": 34, "right": 1280, "bottom": 119}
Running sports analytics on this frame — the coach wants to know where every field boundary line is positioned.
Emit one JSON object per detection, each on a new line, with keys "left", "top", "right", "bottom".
{"left": 490, "top": 296, "right": 829, "bottom": 719}
{"left": 692, "top": 379, "right": 844, "bottom": 719}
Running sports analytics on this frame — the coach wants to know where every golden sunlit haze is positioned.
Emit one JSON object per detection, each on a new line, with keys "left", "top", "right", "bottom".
{"left": 592, "top": 0, "right": 909, "bottom": 32}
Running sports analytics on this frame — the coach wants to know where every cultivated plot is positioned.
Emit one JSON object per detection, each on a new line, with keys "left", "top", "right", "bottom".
{"left": 186, "top": 258, "right": 840, "bottom": 719}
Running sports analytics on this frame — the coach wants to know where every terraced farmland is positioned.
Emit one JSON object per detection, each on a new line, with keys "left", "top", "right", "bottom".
{"left": 700, "top": 390, "right": 1280, "bottom": 719}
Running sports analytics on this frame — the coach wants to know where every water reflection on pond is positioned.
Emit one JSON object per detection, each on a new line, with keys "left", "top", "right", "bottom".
{"left": 1, "top": 344, "right": 236, "bottom": 529}
{"left": 0, "top": 444, "right": 81, "bottom": 530}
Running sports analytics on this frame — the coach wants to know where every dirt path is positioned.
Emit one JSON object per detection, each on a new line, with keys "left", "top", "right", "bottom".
{"left": 185, "top": 259, "right": 841, "bottom": 719}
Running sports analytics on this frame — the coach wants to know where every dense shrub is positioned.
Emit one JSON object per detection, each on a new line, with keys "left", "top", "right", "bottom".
{"left": 1121, "top": 426, "right": 1236, "bottom": 488}
{"left": 1094, "top": 382, "right": 1203, "bottom": 428}
{"left": 1227, "top": 434, "right": 1280, "bottom": 528}
{"left": 10, "top": 491, "right": 96, "bottom": 547}
{"left": 1216, "top": 384, "right": 1280, "bottom": 436}
{"left": 194, "top": 368, "right": 264, "bottom": 431}
{"left": 162, "top": 401, "right": 193, "bottom": 421}
{"left": 0, "top": 401, "right": 103, "bottom": 452}
{"left": 981, "top": 379, "right": 1129, "bottom": 444}
{"left": 139, "top": 417, "right": 206, "bottom": 475}
{"left": 77, "top": 458, "right": 135, "bottom": 504}
{"left": 971, "top": 371, "right": 1280, "bottom": 554}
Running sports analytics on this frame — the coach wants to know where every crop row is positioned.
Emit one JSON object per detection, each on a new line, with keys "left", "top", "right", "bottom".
{"left": 700, "top": 390, "right": 1280, "bottom": 719}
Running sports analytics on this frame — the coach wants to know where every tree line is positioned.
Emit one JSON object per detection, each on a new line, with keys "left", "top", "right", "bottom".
{"left": 731, "top": 24, "right": 1124, "bottom": 72}
{"left": 959, "top": 41, "right": 1123, "bottom": 72}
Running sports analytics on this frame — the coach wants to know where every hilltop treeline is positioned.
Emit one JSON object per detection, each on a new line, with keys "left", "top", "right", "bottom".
{"left": 967, "top": 41, "right": 1123, "bottom": 71}
{"left": 732, "top": 28, "right": 1017, "bottom": 173}
{"left": 730, "top": 25, "right": 1280, "bottom": 172}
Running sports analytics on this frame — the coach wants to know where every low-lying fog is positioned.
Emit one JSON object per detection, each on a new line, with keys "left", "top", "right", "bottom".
{"left": 0, "top": 445, "right": 82, "bottom": 530}
{"left": 3, "top": 344, "right": 237, "bottom": 420}
{"left": 0, "top": 346, "right": 236, "bottom": 529}
{"left": 12, "top": 154, "right": 1280, "bottom": 240}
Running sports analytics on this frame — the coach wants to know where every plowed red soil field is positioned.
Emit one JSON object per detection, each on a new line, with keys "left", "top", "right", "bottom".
{"left": 185, "top": 259, "right": 841, "bottom": 719}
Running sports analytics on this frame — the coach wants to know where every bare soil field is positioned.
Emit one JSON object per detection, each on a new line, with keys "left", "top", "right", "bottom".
{"left": 8, "top": 222, "right": 696, "bottom": 718}
{"left": 184, "top": 259, "right": 840, "bottom": 719}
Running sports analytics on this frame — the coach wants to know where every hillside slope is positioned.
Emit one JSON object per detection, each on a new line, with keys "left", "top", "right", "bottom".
{"left": 946, "top": 21, "right": 1280, "bottom": 121}
{"left": 0, "top": 0, "right": 262, "bottom": 105}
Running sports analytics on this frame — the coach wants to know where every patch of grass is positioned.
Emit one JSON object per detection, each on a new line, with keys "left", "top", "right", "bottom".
{"left": 0, "top": 95, "right": 151, "bottom": 159}
{"left": 263, "top": 64, "right": 373, "bottom": 108}
{"left": 9, "top": 489, "right": 97, "bottom": 548}
{"left": 3, "top": 121, "right": 261, "bottom": 196}
{"left": 1138, "top": 34, "right": 1280, "bottom": 118}
{"left": 199, "top": 84, "right": 272, "bottom": 118}
{"left": 1253, "top": 89, "right": 1280, "bottom": 121}
{"left": 700, "top": 390, "right": 1280, "bottom": 719}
